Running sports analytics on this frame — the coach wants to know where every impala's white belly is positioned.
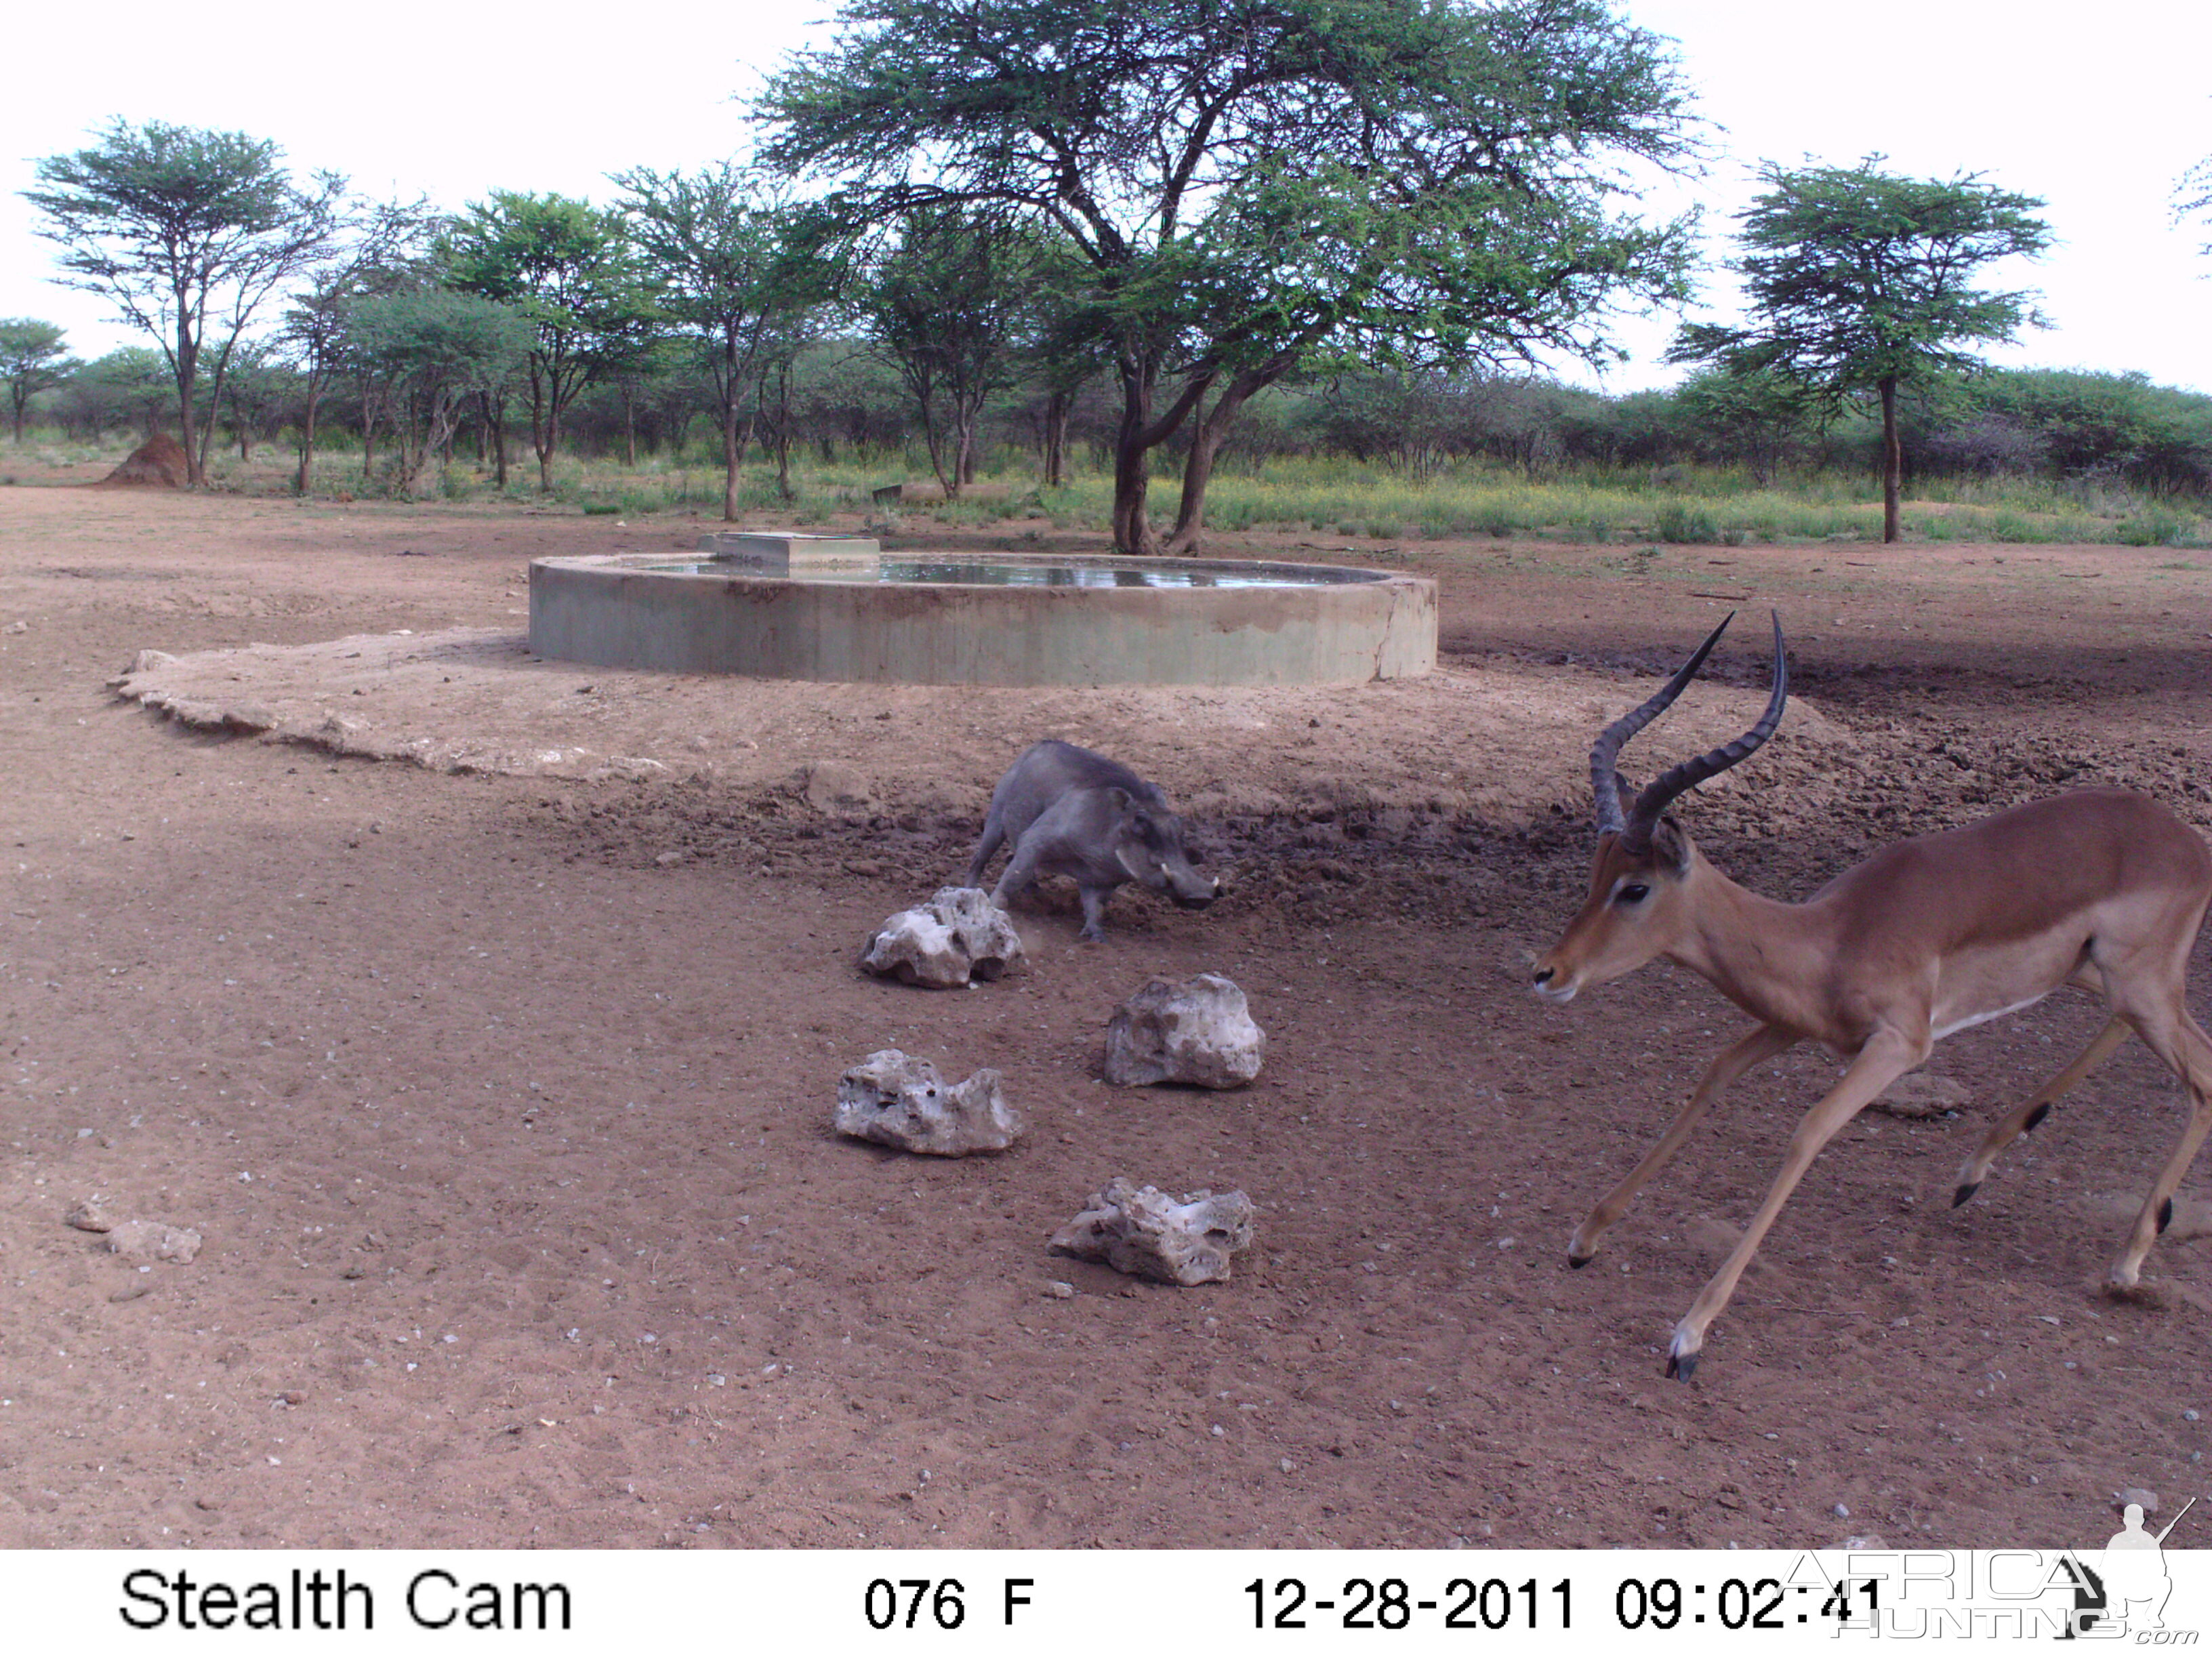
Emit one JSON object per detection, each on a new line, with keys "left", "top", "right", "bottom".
{"left": 1927, "top": 928, "right": 2090, "bottom": 1041}
{"left": 1932, "top": 991, "right": 2054, "bottom": 1042}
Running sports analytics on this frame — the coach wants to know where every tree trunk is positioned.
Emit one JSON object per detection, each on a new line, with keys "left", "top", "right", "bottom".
{"left": 722, "top": 390, "right": 741, "bottom": 523}
{"left": 403, "top": 394, "right": 466, "bottom": 500}
{"left": 177, "top": 369, "right": 203, "bottom": 485}
{"left": 395, "top": 403, "right": 419, "bottom": 489}
{"left": 173, "top": 299, "right": 205, "bottom": 487}
{"left": 773, "top": 377, "right": 794, "bottom": 504}
{"left": 196, "top": 356, "right": 232, "bottom": 485}
{"left": 622, "top": 384, "right": 637, "bottom": 468}
{"left": 1163, "top": 375, "right": 1262, "bottom": 554}
{"left": 295, "top": 388, "right": 321, "bottom": 495}
{"left": 1109, "top": 348, "right": 1220, "bottom": 555}
{"left": 1111, "top": 354, "right": 1159, "bottom": 554}
{"left": 922, "top": 401, "right": 956, "bottom": 500}
{"left": 529, "top": 365, "right": 556, "bottom": 493}
{"left": 1042, "top": 390, "right": 1069, "bottom": 489}
{"left": 1110, "top": 431, "right": 1155, "bottom": 553}
{"left": 485, "top": 392, "right": 508, "bottom": 490}
{"left": 1879, "top": 374, "right": 1902, "bottom": 545}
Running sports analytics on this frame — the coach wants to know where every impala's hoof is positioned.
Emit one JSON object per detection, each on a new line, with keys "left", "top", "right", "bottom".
{"left": 1951, "top": 1181, "right": 1980, "bottom": 1209}
{"left": 1664, "top": 1349, "right": 1699, "bottom": 1382}
{"left": 1567, "top": 1251, "right": 1594, "bottom": 1270}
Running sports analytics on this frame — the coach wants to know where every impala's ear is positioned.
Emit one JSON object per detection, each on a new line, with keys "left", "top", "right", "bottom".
{"left": 1651, "top": 815, "right": 1694, "bottom": 877}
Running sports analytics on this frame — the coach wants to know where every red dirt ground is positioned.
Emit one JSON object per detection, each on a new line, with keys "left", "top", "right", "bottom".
{"left": 3, "top": 478, "right": 2211, "bottom": 1551}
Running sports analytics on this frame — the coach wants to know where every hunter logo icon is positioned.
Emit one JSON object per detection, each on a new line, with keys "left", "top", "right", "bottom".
{"left": 2060, "top": 1494, "right": 2196, "bottom": 1638}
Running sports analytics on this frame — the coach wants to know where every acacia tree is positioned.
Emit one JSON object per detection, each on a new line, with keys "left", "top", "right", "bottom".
{"left": 866, "top": 207, "right": 1037, "bottom": 497}
{"left": 1027, "top": 284, "right": 1113, "bottom": 490}
{"left": 443, "top": 192, "right": 656, "bottom": 491}
{"left": 612, "top": 164, "right": 816, "bottom": 519}
{"left": 23, "top": 121, "right": 346, "bottom": 484}
{"left": 216, "top": 341, "right": 289, "bottom": 460}
{"left": 0, "top": 319, "right": 81, "bottom": 443}
{"left": 281, "top": 199, "right": 436, "bottom": 493}
{"left": 343, "top": 290, "right": 533, "bottom": 498}
{"left": 762, "top": 0, "right": 1700, "bottom": 553}
{"left": 1669, "top": 157, "right": 2050, "bottom": 544}
{"left": 752, "top": 243, "right": 842, "bottom": 501}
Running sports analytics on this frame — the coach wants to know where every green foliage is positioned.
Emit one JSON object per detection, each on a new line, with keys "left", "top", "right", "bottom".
{"left": 22, "top": 120, "right": 348, "bottom": 481}
{"left": 1671, "top": 155, "right": 2050, "bottom": 542}
{"left": 865, "top": 207, "right": 1040, "bottom": 496}
{"left": 213, "top": 340, "right": 295, "bottom": 459}
{"left": 0, "top": 319, "right": 81, "bottom": 442}
{"left": 1938, "top": 368, "right": 2212, "bottom": 497}
{"left": 1673, "top": 365, "right": 1825, "bottom": 483}
{"left": 58, "top": 346, "right": 173, "bottom": 440}
{"left": 1653, "top": 501, "right": 1720, "bottom": 543}
{"left": 1671, "top": 158, "right": 2051, "bottom": 395}
{"left": 611, "top": 162, "right": 828, "bottom": 514}
{"left": 345, "top": 290, "right": 532, "bottom": 388}
{"left": 762, "top": 0, "right": 1704, "bottom": 550}
{"left": 2114, "top": 505, "right": 2194, "bottom": 547}
{"left": 344, "top": 289, "right": 533, "bottom": 495}
{"left": 442, "top": 190, "right": 657, "bottom": 489}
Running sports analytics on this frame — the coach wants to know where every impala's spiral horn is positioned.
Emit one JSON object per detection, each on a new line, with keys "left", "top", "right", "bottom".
{"left": 1587, "top": 611, "right": 1788, "bottom": 853}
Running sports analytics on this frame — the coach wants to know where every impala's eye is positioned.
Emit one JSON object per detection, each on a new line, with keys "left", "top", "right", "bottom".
{"left": 1616, "top": 883, "right": 1651, "bottom": 905}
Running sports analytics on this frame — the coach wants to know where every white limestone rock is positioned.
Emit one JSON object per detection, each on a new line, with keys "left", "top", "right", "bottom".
{"left": 861, "top": 886, "right": 1025, "bottom": 989}
{"left": 1103, "top": 973, "right": 1265, "bottom": 1088}
{"left": 834, "top": 1050, "right": 1021, "bottom": 1156}
{"left": 1049, "top": 1178, "right": 1256, "bottom": 1286}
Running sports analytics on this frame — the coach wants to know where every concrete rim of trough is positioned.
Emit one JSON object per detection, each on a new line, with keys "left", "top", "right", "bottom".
{"left": 527, "top": 550, "right": 1437, "bottom": 687}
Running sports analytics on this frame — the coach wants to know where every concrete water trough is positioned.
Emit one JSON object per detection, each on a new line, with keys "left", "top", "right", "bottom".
{"left": 527, "top": 533, "right": 1435, "bottom": 687}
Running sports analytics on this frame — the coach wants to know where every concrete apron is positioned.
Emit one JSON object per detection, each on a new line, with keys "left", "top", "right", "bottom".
{"left": 527, "top": 553, "right": 1437, "bottom": 687}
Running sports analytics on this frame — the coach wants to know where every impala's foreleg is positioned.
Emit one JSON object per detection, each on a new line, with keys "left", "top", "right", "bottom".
{"left": 1952, "top": 1016, "right": 2132, "bottom": 1208}
{"left": 1568, "top": 1024, "right": 1796, "bottom": 1267}
{"left": 1666, "top": 1028, "right": 1927, "bottom": 1380}
{"left": 2106, "top": 1006, "right": 2212, "bottom": 1290}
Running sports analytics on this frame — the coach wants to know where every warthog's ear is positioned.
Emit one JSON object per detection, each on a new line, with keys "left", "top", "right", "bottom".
{"left": 1105, "top": 786, "right": 1133, "bottom": 813}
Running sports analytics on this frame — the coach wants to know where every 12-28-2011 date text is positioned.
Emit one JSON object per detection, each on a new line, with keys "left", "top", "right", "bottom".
{"left": 1246, "top": 1576, "right": 1572, "bottom": 1631}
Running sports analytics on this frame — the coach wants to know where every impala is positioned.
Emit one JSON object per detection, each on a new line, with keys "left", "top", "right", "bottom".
{"left": 1532, "top": 613, "right": 2212, "bottom": 1379}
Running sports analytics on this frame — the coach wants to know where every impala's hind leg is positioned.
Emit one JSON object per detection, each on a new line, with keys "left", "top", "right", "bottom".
{"left": 1569, "top": 1024, "right": 1795, "bottom": 1267}
{"left": 1952, "top": 1016, "right": 2131, "bottom": 1208}
{"left": 2105, "top": 1006, "right": 2212, "bottom": 1290}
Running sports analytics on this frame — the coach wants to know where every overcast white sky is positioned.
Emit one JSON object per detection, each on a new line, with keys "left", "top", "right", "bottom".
{"left": 2, "top": 0, "right": 2206, "bottom": 394}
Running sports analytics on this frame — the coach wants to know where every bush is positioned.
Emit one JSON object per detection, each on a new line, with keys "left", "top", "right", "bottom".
{"left": 1654, "top": 501, "right": 1720, "bottom": 544}
{"left": 2115, "top": 506, "right": 2196, "bottom": 548}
